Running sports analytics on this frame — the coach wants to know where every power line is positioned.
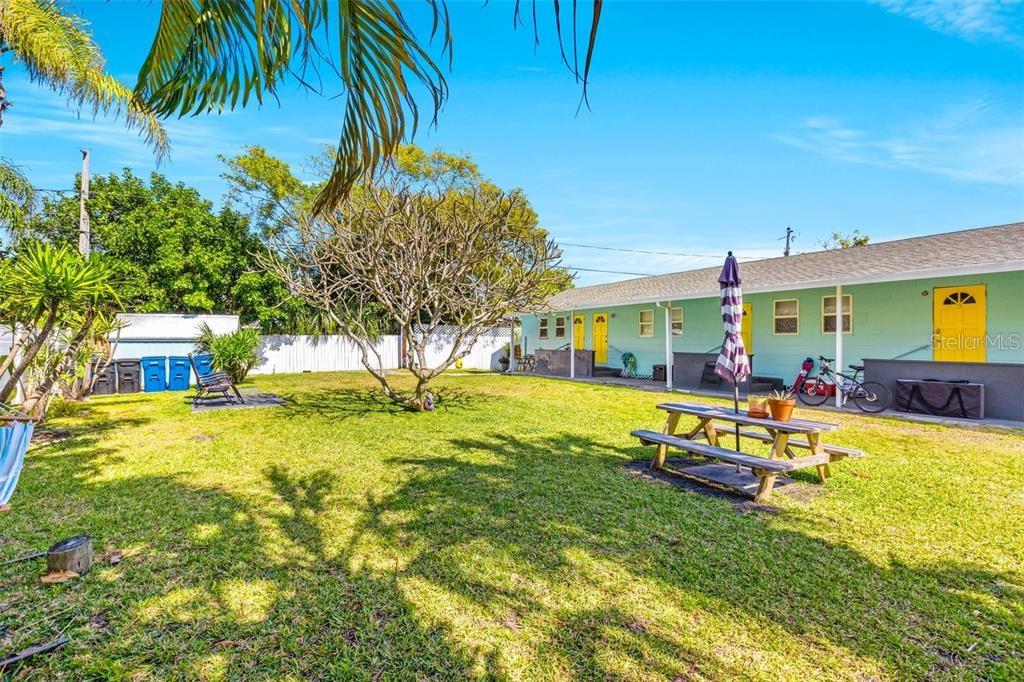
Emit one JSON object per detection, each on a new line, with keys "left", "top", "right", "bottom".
{"left": 559, "top": 241, "right": 727, "bottom": 259}
{"left": 568, "top": 266, "right": 657, "bottom": 277}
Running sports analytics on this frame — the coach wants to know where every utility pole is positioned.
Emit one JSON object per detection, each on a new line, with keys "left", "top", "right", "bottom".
{"left": 781, "top": 226, "right": 794, "bottom": 257}
{"left": 78, "top": 149, "right": 90, "bottom": 256}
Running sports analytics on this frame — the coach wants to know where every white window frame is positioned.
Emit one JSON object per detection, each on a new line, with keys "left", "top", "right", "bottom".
{"left": 772, "top": 299, "right": 799, "bottom": 335}
{"left": 638, "top": 309, "right": 655, "bottom": 338}
{"left": 554, "top": 316, "right": 567, "bottom": 338}
{"left": 538, "top": 317, "right": 549, "bottom": 340}
{"left": 671, "top": 307, "right": 684, "bottom": 336}
{"left": 821, "top": 294, "right": 853, "bottom": 334}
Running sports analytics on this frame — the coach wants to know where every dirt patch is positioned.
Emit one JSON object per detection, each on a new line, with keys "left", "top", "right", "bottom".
{"left": 781, "top": 483, "right": 827, "bottom": 503}
{"left": 31, "top": 429, "right": 73, "bottom": 446}
{"left": 623, "top": 458, "right": 782, "bottom": 513}
{"left": 624, "top": 457, "right": 824, "bottom": 511}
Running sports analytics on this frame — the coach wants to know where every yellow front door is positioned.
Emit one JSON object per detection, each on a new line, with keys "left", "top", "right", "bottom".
{"left": 593, "top": 312, "right": 608, "bottom": 364}
{"left": 740, "top": 303, "right": 753, "bottom": 354}
{"left": 573, "top": 314, "right": 585, "bottom": 350}
{"left": 933, "top": 285, "right": 986, "bottom": 362}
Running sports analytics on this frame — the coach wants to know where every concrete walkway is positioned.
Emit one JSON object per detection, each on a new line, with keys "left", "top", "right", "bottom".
{"left": 507, "top": 371, "right": 1024, "bottom": 431}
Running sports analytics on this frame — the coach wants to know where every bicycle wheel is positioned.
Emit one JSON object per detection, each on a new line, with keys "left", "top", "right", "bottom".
{"left": 853, "top": 381, "right": 891, "bottom": 413}
{"left": 797, "top": 377, "right": 831, "bottom": 406}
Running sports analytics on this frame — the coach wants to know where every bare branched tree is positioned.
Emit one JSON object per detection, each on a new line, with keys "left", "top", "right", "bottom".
{"left": 260, "top": 168, "right": 568, "bottom": 410}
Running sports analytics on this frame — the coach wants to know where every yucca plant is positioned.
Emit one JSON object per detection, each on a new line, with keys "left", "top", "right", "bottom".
{"left": 195, "top": 323, "right": 261, "bottom": 384}
{"left": 0, "top": 243, "right": 119, "bottom": 404}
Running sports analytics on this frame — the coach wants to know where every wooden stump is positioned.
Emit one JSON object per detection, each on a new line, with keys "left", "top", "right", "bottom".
{"left": 46, "top": 535, "right": 92, "bottom": 576}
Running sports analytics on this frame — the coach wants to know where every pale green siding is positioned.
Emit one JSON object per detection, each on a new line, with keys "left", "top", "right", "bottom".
{"left": 521, "top": 270, "right": 1024, "bottom": 380}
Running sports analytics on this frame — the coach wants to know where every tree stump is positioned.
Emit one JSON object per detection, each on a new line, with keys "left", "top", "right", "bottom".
{"left": 46, "top": 535, "right": 92, "bottom": 576}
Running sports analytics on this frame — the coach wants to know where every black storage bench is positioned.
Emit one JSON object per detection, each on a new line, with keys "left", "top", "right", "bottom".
{"left": 895, "top": 379, "right": 984, "bottom": 419}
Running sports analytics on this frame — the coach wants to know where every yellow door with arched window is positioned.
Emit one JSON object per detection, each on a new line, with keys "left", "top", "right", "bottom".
{"left": 934, "top": 285, "right": 986, "bottom": 362}
{"left": 573, "top": 314, "right": 585, "bottom": 350}
{"left": 593, "top": 313, "right": 608, "bottom": 364}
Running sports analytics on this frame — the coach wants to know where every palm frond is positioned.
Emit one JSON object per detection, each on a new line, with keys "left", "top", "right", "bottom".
{"left": 0, "top": 0, "right": 169, "bottom": 159}
{"left": 135, "top": 1, "right": 601, "bottom": 212}
{"left": 0, "top": 158, "right": 35, "bottom": 232}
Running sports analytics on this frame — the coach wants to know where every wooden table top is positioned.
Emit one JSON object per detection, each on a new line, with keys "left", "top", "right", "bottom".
{"left": 657, "top": 402, "right": 841, "bottom": 434}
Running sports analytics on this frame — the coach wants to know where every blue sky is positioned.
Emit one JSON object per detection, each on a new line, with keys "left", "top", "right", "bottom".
{"left": 2, "top": 0, "right": 1022, "bottom": 285}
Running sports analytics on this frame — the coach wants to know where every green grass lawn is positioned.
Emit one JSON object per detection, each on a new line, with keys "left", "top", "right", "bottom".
{"left": 2, "top": 371, "right": 1022, "bottom": 680}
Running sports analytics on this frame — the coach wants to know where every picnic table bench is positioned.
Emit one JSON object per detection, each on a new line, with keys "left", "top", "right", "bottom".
{"left": 631, "top": 402, "right": 862, "bottom": 502}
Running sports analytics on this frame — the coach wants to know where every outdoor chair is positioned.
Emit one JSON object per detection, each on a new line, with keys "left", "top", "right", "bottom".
{"left": 699, "top": 361, "right": 723, "bottom": 391}
{"left": 512, "top": 344, "right": 535, "bottom": 372}
{"left": 187, "top": 353, "right": 242, "bottom": 406}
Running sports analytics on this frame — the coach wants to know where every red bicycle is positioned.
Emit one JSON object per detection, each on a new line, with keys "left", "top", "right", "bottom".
{"left": 794, "top": 355, "right": 891, "bottom": 413}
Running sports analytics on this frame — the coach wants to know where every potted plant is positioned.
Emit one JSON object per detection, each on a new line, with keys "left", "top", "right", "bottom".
{"left": 498, "top": 343, "right": 511, "bottom": 371}
{"left": 767, "top": 389, "right": 797, "bottom": 422}
{"left": 747, "top": 394, "right": 769, "bottom": 418}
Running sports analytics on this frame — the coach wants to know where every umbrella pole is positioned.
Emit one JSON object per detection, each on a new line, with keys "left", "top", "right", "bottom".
{"left": 734, "top": 381, "right": 741, "bottom": 471}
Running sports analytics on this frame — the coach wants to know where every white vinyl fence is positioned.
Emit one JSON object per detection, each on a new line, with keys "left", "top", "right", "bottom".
{"left": 251, "top": 327, "right": 510, "bottom": 375}
{"left": 252, "top": 335, "right": 400, "bottom": 375}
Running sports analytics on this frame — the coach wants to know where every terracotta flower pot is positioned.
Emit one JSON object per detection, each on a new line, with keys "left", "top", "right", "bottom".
{"left": 768, "top": 398, "right": 796, "bottom": 422}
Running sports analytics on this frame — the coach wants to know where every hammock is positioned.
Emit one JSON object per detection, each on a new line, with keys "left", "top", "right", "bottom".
{"left": 0, "top": 414, "right": 35, "bottom": 505}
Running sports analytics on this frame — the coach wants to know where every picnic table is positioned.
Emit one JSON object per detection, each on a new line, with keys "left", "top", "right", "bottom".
{"left": 632, "top": 402, "right": 862, "bottom": 502}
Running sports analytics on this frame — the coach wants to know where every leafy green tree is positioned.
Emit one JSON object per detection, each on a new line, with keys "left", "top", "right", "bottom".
{"left": 21, "top": 169, "right": 260, "bottom": 314}
{"left": 223, "top": 143, "right": 570, "bottom": 322}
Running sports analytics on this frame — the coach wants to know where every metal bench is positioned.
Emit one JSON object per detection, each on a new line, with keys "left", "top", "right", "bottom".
{"left": 632, "top": 429, "right": 829, "bottom": 502}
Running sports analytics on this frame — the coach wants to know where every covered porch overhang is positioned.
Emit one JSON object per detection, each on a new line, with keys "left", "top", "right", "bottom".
{"left": 509, "top": 283, "right": 850, "bottom": 407}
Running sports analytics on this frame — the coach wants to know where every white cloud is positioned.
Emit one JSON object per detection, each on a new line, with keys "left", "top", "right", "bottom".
{"left": 772, "top": 100, "right": 1024, "bottom": 187}
{"left": 873, "top": 0, "right": 1024, "bottom": 44}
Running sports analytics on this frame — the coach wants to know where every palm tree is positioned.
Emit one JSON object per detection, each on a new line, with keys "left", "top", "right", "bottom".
{"left": 0, "top": 0, "right": 171, "bottom": 235}
{"left": 0, "top": 158, "right": 34, "bottom": 234}
{"left": 133, "top": 0, "right": 603, "bottom": 213}
{"left": 0, "top": 0, "right": 169, "bottom": 156}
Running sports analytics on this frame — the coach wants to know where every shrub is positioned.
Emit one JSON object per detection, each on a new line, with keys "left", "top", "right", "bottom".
{"left": 196, "top": 324, "right": 261, "bottom": 384}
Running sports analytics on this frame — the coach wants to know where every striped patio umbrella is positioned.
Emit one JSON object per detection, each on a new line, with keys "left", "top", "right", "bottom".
{"left": 714, "top": 251, "right": 751, "bottom": 452}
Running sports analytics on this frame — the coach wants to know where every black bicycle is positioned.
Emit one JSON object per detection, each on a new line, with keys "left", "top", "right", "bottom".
{"left": 795, "top": 356, "right": 892, "bottom": 413}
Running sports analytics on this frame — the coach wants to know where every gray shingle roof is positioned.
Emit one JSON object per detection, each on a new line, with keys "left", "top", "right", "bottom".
{"left": 544, "top": 222, "right": 1024, "bottom": 311}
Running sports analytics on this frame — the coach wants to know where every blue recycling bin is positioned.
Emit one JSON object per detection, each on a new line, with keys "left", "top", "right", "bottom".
{"left": 192, "top": 353, "right": 215, "bottom": 379}
{"left": 140, "top": 356, "right": 167, "bottom": 392}
{"left": 168, "top": 356, "right": 190, "bottom": 391}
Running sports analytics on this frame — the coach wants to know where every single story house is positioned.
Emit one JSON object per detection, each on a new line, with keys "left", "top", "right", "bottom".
{"left": 514, "top": 222, "right": 1024, "bottom": 419}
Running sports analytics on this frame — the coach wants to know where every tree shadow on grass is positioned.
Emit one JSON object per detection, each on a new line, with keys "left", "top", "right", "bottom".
{"left": 2, "top": 430, "right": 485, "bottom": 678}
{"left": 7, "top": 413, "right": 1022, "bottom": 678}
{"left": 281, "top": 386, "right": 484, "bottom": 420}
{"left": 352, "top": 431, "right": 1024, "bottom": 679}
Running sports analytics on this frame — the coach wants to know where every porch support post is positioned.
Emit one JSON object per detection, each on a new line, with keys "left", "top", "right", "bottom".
{"left": 663, "top": 303, "right": 673, "bottom": 390}
{"left": 569, "top": 310, "right": 576, "bottom": 379}
{"left": 507, "top": 317, "right": 515, "bottom": 373}
{"left": 835, "top": 284, "right": 843, "bottom": 408}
